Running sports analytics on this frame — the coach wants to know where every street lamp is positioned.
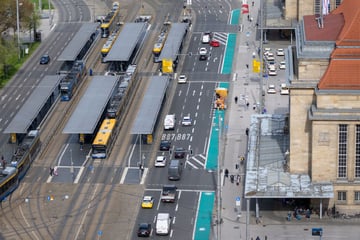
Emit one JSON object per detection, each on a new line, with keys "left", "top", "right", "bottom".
{"left": 16, "top": 0, "right": 21, "bottom": 60}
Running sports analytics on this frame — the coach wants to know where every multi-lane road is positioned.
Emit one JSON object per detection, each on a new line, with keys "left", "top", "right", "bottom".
{"left": 0, "top": 0, "right": 242, "bottom": 239}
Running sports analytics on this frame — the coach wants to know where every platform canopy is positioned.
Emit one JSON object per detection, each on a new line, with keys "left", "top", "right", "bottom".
{"left": 104, "top": 22, "right": 147, "bottom": 62}
{"left": 63, "top": 76, "right": 118, "bottom": 134}
{"left": 131, "top": 75, "right": 169, "bottom": 134}
{"left": 4, "top": 75, "right": 63, "bottom": 134}
{"left": 57, "top": 23, "right": 98, "bottom": 61}
{"left": 158, "top": 23, "right": 188, "bottom": 62}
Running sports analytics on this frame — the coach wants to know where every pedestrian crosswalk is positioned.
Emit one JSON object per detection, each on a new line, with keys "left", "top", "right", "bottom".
{"left": 185, "top": 154, "right": 206, "bottom": 169}
{"left": 212, "top": 32, "right": 228, "bottom": 46}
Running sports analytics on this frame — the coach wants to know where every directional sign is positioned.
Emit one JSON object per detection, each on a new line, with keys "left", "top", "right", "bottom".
{"left": 235, "top": 196, "right": 241, "bottom": 206}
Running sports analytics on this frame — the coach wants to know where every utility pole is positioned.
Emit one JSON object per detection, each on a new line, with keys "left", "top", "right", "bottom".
{"left": 16, "top": 0, "right": 21, "bottom": 60}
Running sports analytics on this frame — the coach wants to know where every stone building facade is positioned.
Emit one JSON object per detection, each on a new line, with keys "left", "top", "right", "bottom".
{"left": 289, "top": 0, "right": 360, "bottom": 213}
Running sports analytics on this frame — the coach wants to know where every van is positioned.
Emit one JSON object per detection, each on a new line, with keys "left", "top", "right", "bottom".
{"left": 156, "top": 213, "right": 171, "bottom": 235}
{"left": 168, "top": 160, "right": 182, "bottom": 180}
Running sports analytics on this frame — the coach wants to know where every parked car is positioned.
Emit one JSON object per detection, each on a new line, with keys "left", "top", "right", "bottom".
{"left": 155, "top": 156, "right": 167, "bottom": 167}
{"left": 160, "top": 140, "right": 171, "bottom": 151}
{"left": 181, "top": 116, "right": 192, "bottom": 126}
{"left": 174, "top": 147, "right": 186, "bottom": 159}
{"left": 177, "top": 74, "right": 187, "bottom": 84}
{"left": 280, "top": 83, "right": 289, "bottom": 95}
{"left": 279, "top": 61, "right": 286, "bottom": 70}
{"left": 276, "top": 48, "right": 285, "bottom": 56}
{"left": 210, "top": 39, "right": 220, "bottom": 47}
{"left": 137, "top": 223, "right": 151, "bottom": 237}
{"left": 40, "top": 54, "right": 50, "bottom": 64}
{"left": 267, "top": 84, "right": 276, "bottom": 94}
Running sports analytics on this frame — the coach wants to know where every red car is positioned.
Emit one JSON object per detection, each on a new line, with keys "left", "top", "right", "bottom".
{"left": 210, "top": 40, "right": 220, "bottom": 47}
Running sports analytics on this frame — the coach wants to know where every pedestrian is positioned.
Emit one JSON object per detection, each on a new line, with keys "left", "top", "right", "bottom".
{"left": 224, "top": 169, "right": 229, "bottom": 178}
{"left": 246, "top": 102, "right": 250, "bottom": 108}
{"left": 246, "top": 64, "right": 249, "bottom": 69}
{"left": 230, "top": 175, "right": 234, "bottom": 183}
{"left": 234, "top": 96, "right": 238, "bottom": 104}
{"left": 253, "top": 103, "right": 256, "bottom": 110}
{"left": 252, "top": 1, "right": 254, "bottom": 6}
{"left": 54, "top": 166, "right": 58, "bottom": 176}
{"left": 246, "top": 128, "right": 249, "bottom": 136}
{"left": 247, "top": 15, "right": 250, "bottom": 21}
{"left": 49, "top": 167, "right": 54, "bottom": 176}
{"left": 236, "top": 175, "right": 240, "bottom": 185}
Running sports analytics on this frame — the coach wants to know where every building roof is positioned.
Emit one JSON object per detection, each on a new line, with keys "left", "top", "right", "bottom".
{"left": 244, "top": 115, "right": 334, "bottom": 199}
{"left": 158, "top": 23, "right": 188, "bottom": 61}
{"left": 303, "top": 14, "right": 343, "bottom": 41}
{"left": 317, "top": 0, "right": 360, "bottom": 90}
{"left": 332, "top": 0, "right": 360, "bottom": 46}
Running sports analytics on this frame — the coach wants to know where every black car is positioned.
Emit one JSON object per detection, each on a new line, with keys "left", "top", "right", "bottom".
{"left": 137, "top": 223, "right": 151, "bottom": 237}
{"left": 160, "top": 140, "right": 171, "bottom": 151}
{"left": 40, "top": 54, "right": 50, "bottom": 64}
{"left": 174, "top": 147, "right": 186, "bottom": 159}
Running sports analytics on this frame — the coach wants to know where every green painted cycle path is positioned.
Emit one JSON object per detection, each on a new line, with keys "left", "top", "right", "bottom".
{"left": 193, "top": 192, "right": 215, "bottom": 240}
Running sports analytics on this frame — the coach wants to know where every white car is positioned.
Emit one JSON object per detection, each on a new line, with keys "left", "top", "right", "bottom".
{"left": 155, "top": 156, "right": 167, "bottom": 167}
{"left": 268, "top": 65, "right": 277, "bottom": 76}
{"left": 267, "top": 84, "right": 276, "bottom": 94}
{"left": 181, "top": 116, "right": 192, "bottom": 126}
{"left": 279, "top": 61, "right": 286, "bottom": 70}
{"left": 177, "top": 74, "right": 187, "bottom": 83}
{"left": 266, "top": 52, "right": 275, "bottom": 61}
{"left": 199, "top": 47, "right": 207, "bottom": 55}
{"left": 276, "top": 48, "right": 285, "bottom": 56}
{"left": 267, "top": 61, "right": 276, "bottom": 69}
{"left": 280, "top": 83, "right": 289, "bottom": 95}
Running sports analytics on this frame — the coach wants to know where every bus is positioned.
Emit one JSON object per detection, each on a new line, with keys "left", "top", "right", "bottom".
{"left": 92, "top": 119, "right": 117, "bottom": 159}
{"left": 100, "top": 8, "right": 120, "bottom": 38}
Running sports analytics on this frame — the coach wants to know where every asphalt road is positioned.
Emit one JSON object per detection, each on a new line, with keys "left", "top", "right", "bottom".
{"left": 133, "top": 0, "right": 240, "bottom": 239}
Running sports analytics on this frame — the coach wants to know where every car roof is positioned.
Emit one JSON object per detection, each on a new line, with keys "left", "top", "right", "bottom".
{"left": 143, "top": 196, "right": 153, "bottom": 200}
{"left": 183, "top": 116, "right": 190, "bottom": 119}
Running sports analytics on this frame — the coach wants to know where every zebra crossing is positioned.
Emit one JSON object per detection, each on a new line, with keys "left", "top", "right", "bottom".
{"left": 185, "top": 154, "right": 207, "bottom": 169}
{"left": 212, "top": 32, "right": 228, "bottom": 46}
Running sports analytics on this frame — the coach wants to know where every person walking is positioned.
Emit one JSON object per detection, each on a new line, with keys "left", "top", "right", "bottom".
{"left": 54, "top": 166, "right": 58, "bottom": 176}
{"left": 234, "top": 96, "right": 238, "bottom": 104}
{"left": 49, "top": 167, "right": 54, "bottom": 176}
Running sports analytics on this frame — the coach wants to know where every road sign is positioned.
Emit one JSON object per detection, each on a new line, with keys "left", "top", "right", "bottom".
{"left": 235, "top": 196, "right": 241, "bottom": 206}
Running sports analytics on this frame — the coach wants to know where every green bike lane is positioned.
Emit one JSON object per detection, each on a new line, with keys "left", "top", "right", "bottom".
{"left": 193, "top": 8, "right": 238, "bottom": 239}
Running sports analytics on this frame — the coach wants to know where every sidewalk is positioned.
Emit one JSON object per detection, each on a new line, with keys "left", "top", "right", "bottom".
{"left": 220, "top": 2, "right": 262, "bottom": 240}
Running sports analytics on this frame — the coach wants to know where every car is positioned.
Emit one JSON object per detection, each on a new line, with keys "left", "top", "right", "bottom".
{"left": 40, "top": 54, "right": 50, "bottom": 64}
{"left": 141, "top": 196, "right": 154, "bottom": 208}
{"left": 104, "top": 71, "right": 117, "bottom": 76}
{"left": 160, "top": 140, "right": 171, "bottom": 151}
{"left": 181, "top": 116, "right": 192, "bottom": 126}
{"left": 279, "top": 61, "right": 286, "bottom": 70}
{"left": 209, "top": 39, "right": 220, "bottom": 47}
{"left": 267, "top": 61, "right": 276, "bottom": 69}
{"left": 199, "top": 47, "right": 207, "bottom": 60}
{"left": 276, "top": 48, "right": 285, "bottom": 56}
{"left": 266, "top": 52, "right": 275, "bottom": 61}
{"left": 155, "top": 156, "right": 167, "bottom": 167}
{"left": 177, "top": 74, "right": 187, "bottom": 84}
{"left": 137, "top": 223, "right": 151, "bottom": 237}
{"left": 199, "top": 47, "right": 207, "bottom": 55}
{"left": 280, "top": 83, "right": 289, "bottom": 95}
{"left": 267, "top": 84, "right": 276, "bottom": 94}
{"left": 202, "top": 31, "right": 212, "bottom": 43}
{"left": 268, "top": 66, "right": 277, "bottom": 76}
{"left": 174, "top": 147, "right": 186, "bottom": 159}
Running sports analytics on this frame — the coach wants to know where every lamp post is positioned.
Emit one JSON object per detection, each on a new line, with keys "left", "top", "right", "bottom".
{"left": 16, "top": 0, "right": 21, "bottom": 60}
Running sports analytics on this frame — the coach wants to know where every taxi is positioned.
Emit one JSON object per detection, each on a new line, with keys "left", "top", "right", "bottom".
{"left": 141, "top": 196, "right": 154, "bottom": 209}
